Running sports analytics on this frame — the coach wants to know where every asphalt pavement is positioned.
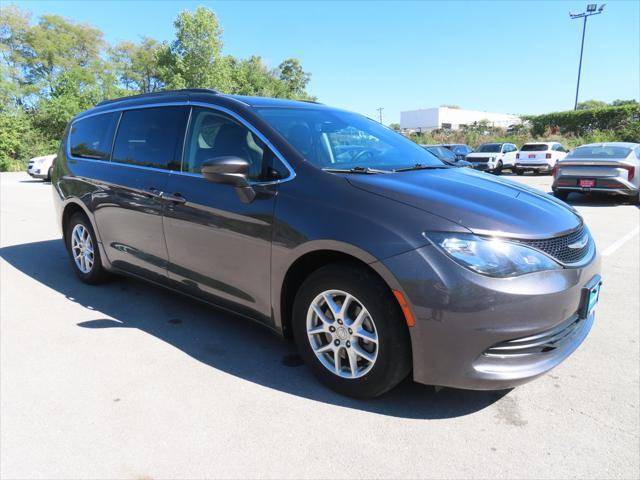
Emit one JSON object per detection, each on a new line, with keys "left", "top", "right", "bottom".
{"left": 1, "top": 171, "right": 638, "bottom": 479}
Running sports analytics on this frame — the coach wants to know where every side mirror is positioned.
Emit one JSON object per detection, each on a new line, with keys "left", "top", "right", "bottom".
{"left": 201, "top": 156, "right": 255, "bottom": 203}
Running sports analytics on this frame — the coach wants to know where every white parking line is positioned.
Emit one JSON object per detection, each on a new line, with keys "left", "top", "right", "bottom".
{"left": 602, "top": 226, "right": 640, "bottom": 257}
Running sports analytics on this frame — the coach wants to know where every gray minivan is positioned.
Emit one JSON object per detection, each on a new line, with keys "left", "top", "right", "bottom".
{"left": 52, "top": 89, "right": 601, "bottom": 397}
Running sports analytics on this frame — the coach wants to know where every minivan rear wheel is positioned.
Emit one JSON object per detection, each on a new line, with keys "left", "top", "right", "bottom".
{"left": 65, "top": 212, "right": 110, "bottom": 284}
{"left": 292, "top": 263, "right": 412, "bottom": 398}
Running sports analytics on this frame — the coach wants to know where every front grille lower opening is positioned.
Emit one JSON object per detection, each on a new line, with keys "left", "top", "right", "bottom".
{"left": 484, "top": 317, "right": 583, "bottom": 357}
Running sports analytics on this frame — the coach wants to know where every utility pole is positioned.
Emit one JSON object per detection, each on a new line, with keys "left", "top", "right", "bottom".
{"left": 376, "top": 107, "right": 384, "bottom": 124}
{"left": 570, "top": 4, "right": 606, "bottom": 110}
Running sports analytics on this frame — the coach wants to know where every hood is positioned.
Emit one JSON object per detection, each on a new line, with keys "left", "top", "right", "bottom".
{"left": 347, "top": 168, "right": 581, "bottom": 239}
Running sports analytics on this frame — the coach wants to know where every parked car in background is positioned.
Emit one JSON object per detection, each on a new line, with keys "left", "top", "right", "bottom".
{"left": 552, "top": 142, "right": 640, "bottom": 204}
{"left": 53, "top": 89, "right": 601, "bottom": 398}
{"left": 440, "top": 143, "right": 473, "bottom": 161}
{"left": 27, "top": 154, "right": 56, "bottom": 181}
{"left": 421, "top": 145, "right": 472, "bottom": 167}
{"left": 515, "top": 142, "right": 568, "bottom": 175}
{"left": 465, "top": 143, "right": 518, "bottom": 174}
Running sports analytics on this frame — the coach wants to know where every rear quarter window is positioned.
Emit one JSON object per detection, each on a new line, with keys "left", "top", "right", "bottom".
{"left": 69, "top": 113, "right": 119, "bottom": 160}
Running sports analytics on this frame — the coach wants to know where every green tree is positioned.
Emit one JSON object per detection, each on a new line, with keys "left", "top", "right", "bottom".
{"left": 110, "top": 38, "right": 165, "bottom": 93}
{"left": 576, "top": 99, "right": 608, "bottom": 110}
{"left": 388, "top": 122, "right": 401, "bottom": 131}
{"left": 277, "top": 58, "right": 311, "bottom": 99}
{"left": 229, "top": 55, "right": 280, "bottom": 96}
{"left": 0, "top": 5, "right": 33, "bottom": 107}
{"left": 611, "top": 99, "right": 638, "bottom": 107}
{"left": 23, "top": 14, "right": 104, "bottom": 96}
{"left": 159, "top": 6, "right": 230, "bottom": 90}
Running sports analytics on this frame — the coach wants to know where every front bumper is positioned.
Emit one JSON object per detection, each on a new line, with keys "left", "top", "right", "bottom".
{"left": 382, "top": 243, "right": 601, "bottom": 390}
{"left": 27, "top": 165, "right": 48, "bottom": 179}
{"left": 471, "top": 163, "right": 495, "bottom": 172}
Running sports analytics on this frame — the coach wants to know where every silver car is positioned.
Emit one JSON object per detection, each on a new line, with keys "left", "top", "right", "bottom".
{"left": 552, "top": 142, "right": 640, "bottom": 204}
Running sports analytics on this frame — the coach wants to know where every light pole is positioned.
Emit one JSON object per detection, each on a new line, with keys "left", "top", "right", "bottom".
{"left": 376, "top": 107, "right": 384, "bottom": 124}
{"left": 570, "top": 4, "right": 605, "bottom": 110}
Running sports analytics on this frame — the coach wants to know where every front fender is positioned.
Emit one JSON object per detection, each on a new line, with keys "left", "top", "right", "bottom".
{"left": 270, "top": 239, "right": 408, "bottom": 333}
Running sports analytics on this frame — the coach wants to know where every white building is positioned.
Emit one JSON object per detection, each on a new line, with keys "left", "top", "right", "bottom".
{"left": 400, "top": 107, "right": 521, "bottom": 132}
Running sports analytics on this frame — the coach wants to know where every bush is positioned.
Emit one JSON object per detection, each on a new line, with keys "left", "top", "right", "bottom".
{"left": 524, "top": 104, "right": 640, "bottom": 138}
{"left": 0, "top": 110, "right": 59, "bottom": 172}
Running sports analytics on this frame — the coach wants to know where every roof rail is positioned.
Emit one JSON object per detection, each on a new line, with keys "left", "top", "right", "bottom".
{"left": 95, "top": 88, "right": 220, "bottom": 107}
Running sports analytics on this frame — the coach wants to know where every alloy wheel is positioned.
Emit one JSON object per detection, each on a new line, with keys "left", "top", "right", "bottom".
{"left": 71, "top": 224, "right": 94, "bottom": 274}
{"left": 306, "top": 289, "right": 379, "bottom": 378}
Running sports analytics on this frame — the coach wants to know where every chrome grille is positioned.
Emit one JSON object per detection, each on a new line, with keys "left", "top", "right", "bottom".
{"left": 485, "top": 315, "right": 583, "bottom": 357}
{"left": 517, "top": 225, "right": 590, "bottom": 265}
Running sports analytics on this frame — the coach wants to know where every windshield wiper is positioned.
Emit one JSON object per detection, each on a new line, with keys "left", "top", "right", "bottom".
{"left": 323, "top": 166, "right": 391, "bottom": 174}
{"left": 394, "top": 163, "right": 450, "bottom": 172}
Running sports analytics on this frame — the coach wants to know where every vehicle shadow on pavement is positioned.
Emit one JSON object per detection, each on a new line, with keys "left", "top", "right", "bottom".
{"left": 1, "top": 239, "right": 509, "bottom": 419}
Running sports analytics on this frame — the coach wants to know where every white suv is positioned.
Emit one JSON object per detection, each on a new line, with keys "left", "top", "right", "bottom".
{"left": 465, "top": 143, "right": 518, "bottom": 174}
{"left": 27, "top": 154, "right": 56, "bottom": 181}
{"left": 515, "top": 142, "right": 568, "bottom": 175}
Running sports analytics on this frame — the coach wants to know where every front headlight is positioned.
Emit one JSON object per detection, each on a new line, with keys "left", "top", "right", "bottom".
{"left": 424, "top": 232, "right": 561, "bottom": 278}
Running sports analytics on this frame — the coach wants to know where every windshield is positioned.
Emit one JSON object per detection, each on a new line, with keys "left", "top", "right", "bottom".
{"left": 255, "top": 107, "right": 443, "bottom": 171}
{"left": 567, "top": 145, "right": 631, "bottom": 159}
{"left": 425, "top": 146, "right": 456, "bottom": 161}
{"left": 451, "top": 145, "right": 469, "bottom": 154}
{"left": 475, "top": 143, "right": 502, "bottom": 153}
{"left": 521, "top": 144, "right": 550, "bottom": 151}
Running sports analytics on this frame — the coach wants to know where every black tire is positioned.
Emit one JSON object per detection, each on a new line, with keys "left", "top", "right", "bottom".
{"left": 553, "top": 190, "right": 569, "bottom": 201}
{"left": 515, "top": 168, "right": 524, "bottom": 176}
{"left": 65, "top": 212, "right": 111, "bottom": 284}
{"left": 292, "top": 263, "right": 412, "bottom": 398}
{"left": 493, "top": 160, "right": 503, "bottom": 175}
{"left": 46, "top": 167, "right": 52, "bottom": 182}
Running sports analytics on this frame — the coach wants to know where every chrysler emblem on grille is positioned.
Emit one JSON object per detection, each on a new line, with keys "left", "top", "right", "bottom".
{"left": 568, "top": 235, "right": 588, "bottom": 249}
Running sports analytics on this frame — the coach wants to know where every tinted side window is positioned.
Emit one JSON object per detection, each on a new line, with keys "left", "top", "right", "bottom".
{"left": 69, "top": 113, "right": 118, "bottom": 160}
{"left": 184, "top": 107, "right": 282, "bottom": 180}
{"left": 112, "top": 107, "right": 189, "bottom": 170}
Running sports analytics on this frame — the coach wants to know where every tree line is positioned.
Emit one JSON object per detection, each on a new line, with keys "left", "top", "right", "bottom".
{"left": 0, "top": 5, "right": 314, "bottom": 171}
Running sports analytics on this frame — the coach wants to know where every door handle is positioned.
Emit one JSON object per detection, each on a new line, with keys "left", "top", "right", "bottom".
{"left": 161, "top": 192, "right": 186, "bottom": 204}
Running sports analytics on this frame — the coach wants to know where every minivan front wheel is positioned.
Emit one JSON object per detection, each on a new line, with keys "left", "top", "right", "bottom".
{"left": 65, "top": 213, "right": 110, "bottom": 284}
{"left": 292, "top": 263, "right": 412, "bottom": 398}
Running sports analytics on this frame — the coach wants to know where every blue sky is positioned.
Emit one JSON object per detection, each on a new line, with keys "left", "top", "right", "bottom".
{"left": 10, "top": 0, "right": 640, "bottom": 123}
